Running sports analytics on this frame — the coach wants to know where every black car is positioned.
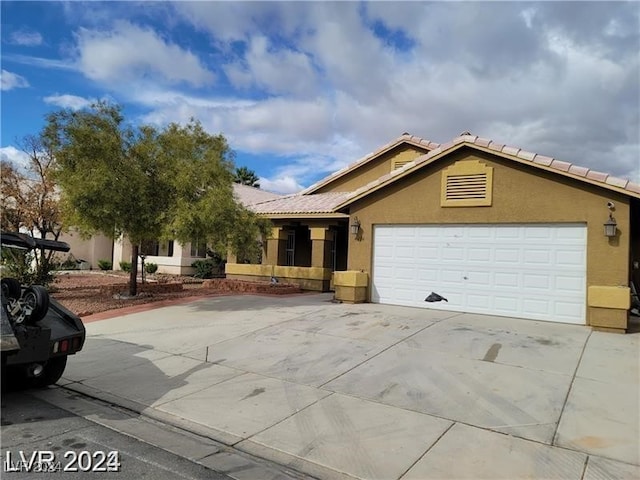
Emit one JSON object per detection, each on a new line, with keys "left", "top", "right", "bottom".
{"left": 1, "top": 231, "right": 85, "bottom": 388}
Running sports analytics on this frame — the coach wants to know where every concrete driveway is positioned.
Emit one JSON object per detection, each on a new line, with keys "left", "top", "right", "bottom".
{"left": 59, "top": 293, "right": 639, "bottom": 479}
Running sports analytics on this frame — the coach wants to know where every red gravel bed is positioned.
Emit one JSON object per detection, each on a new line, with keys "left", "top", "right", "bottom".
{"left": 50, "top": 273, "right": 205, "bottom": 317}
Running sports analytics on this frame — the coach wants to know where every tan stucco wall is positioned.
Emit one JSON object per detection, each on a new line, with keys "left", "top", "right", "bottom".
{"left": 346, "top": 148, "right": 632, "bottom": 328}
{"left": 57, "top": 229, "right": 113, "bottom": 269}
{"left": 315, "top": 146, "right": 428, "bottom": 193}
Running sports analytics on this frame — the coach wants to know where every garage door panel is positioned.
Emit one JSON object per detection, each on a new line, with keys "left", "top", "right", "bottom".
{"left": 494, "top": 248, "right": 520, "bottom": 263}
{"left": 417, "top": 246, "right": 439, "bottom": 260}
{"left": 441, "top": 269, "right": 464, "bottom": 283}
{"left": 523, "top": 273, "right": 551, "bottom": 290}
{"left": 555, "top": 226, "right": 586, "bottom": 241}
{"left": 372, "top": 224, "right": 586, "bottom": 324}
{"left": 555, "top": 250, "right": 584, "bottom": 267}
{"left": 466, "top": 270, "right": 492, "bottom": 286}
{"left": 554, "top": 275, "right": 584, "bottom": 293}
{"left": 524, "top": 226, "right": 554, "bottom": 239}
{"left": 523, "top": 249, "right": 552, "bottom": 266}
{"left": 467, "top": 294, "right": 491, "bottom": 309}
{"left": 418, "top": 269, "right": 438, "bottom": 281}
{"left": 494, "top": 227, "right": 521, "bottom": 239}
{"left": 442, "top": 247, "right": 465, "bottom": 261}
{"left": 468, "top": 248, "right": 492, "bottom": 262}
{"left": 493, "top": 296, "right": 520, "bottom": 313}
{"left": 395, "top": 247, "right": 415, "bottom": 261}
{"left": 494, "top": 272, "right": 519, "bottom": 287}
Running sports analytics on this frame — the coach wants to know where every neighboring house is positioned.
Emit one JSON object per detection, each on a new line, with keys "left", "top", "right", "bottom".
{"left": 111, "top": 183, "right": 282, "bottom": 275}
{"left": 57, "top": 228, "right": 113, "bottom": 269}
{"left": 226, "top": 132, "right": 640, "bottom": 333}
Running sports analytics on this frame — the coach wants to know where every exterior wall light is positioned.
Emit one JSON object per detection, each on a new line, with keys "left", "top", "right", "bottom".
{"left": 350, "top": 217, "right": 361, "bottom": 236}
{"left": 604, "top": 214, "right": 617, "bottom": 238}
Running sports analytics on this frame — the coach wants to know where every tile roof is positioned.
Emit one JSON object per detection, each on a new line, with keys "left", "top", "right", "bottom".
{"left": 300, "top": 133, "right": 440, "bottom": 195}
{"left": 335, "top": 133, "right": 640, "bottom": 209}
{"left": 233, "top": 183, "right": 282, "bottom": 206}
{"left": 250, "top": 192, "right": 350, "bottom": 215}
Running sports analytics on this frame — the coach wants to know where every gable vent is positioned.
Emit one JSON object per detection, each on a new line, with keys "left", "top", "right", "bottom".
{"left": 441, "top": 160, "right": 493, "bottom": 207}
{"left": 393, "top": 159, "right": 412, "bottom": 170}
{"left": 446, "top": 173, "right": 488, "bottom": 200}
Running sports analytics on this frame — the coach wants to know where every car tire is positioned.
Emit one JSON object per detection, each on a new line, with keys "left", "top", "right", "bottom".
{"left": 22, "top": 285, "right": 49, "bottom": 323}
{"left": 31, "top": 356, "right": 68, "bottom": 388}
{"left": 1, "top": 278, "right": 22, "bottom": 299}
{"left": 7, "top": 356, "right": 68, "bottom": 390}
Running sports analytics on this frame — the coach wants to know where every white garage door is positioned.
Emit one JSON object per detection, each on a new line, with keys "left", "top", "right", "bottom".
{"left": 372, "top": 224, "right": 587, "bottom": 324}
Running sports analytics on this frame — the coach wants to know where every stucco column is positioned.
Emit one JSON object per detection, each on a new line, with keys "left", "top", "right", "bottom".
{"left": 226, "top": 248, "right": 237, "bottom": 264}
{"left": 265, "top": 227, "right": 288, "bottom": 266}
{"left": 310, "top": 228, "right": 334, "bottom": 268}
{"left": 112, "top": 235, "right": 133, "bottom": 270}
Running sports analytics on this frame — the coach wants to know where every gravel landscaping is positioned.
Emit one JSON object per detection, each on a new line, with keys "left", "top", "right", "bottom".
{"left": 50, "top": 272, "right": 207, "bottom": 317}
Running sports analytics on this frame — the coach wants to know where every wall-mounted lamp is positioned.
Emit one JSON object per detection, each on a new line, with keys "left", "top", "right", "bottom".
{"left": 350, "top": 216, "right": 361, "bottom": 236}
{"left": 604, "top": 214, "right": 617, "bottom": 238}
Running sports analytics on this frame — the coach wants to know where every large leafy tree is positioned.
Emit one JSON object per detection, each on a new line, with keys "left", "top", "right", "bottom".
{"left": 48, "top": 102, "right": 270, "bottom": 296}
{"left": 0, "top": 134, "right": 64, "bottom": 285}
{"left": 234, "top": 166, "right": 260, "bottom": 188}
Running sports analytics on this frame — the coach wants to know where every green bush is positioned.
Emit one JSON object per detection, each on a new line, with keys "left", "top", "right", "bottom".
{"left": 119, "top": 261, "right": 132, "bottom": 273}
{"left": 98, "top": 259, "right": 112, "bottom": 271}
{"left": 192, "top": 257, "right": 226, "bottom": 278}
{"left": 60, "top": 255, "right": 78, "bottom": 270}
{"left": 144, "top": 262, "right": 158, "bottom": 274}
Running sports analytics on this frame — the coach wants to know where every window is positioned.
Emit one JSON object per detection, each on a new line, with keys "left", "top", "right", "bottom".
{"left": 441, "top": 160, "right": 493, "bottom": 207}
{"left": 140, "top": 240, "right": 159, "bottom": 256}
{"left": 190, "top": 239, "right": 207, "bottom": 258}
{"left": 140, "top": 240, "right": 174, "bottom": 257}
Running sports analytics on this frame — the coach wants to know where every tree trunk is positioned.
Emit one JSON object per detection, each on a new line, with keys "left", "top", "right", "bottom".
{"left": 129, "top": 244, "right": 138, "bottom": 297}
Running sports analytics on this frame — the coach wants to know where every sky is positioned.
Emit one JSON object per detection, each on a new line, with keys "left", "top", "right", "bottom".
{"left": 1, "top": 1, "right": 639, "bottom": 194}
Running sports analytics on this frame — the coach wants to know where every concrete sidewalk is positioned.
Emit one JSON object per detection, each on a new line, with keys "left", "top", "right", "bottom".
{"left": 58, "top": 294, "right": 639, "bottom": 479}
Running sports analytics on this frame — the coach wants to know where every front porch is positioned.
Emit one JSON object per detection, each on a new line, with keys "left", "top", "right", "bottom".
{"left": 225, "top": 221, "right": 349, "bottom": 291}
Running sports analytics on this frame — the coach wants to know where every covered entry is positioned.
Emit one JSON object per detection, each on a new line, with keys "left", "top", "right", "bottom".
{"left": 371, "top": 224, "right": 587, "bottom": 324}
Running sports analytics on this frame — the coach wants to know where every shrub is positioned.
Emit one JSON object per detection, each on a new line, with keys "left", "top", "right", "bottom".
{"left": 119, "top": 261, "right": 132, "bottom": 273}
{"left": 98, "top": 259, "right": 112, "bottom": 271}
{"left": 60, "top": 255, "right": 78, "bottom": 270}
{"left": 191, "top": 258, "right": 224, "bottom": 278}
{"left": 144, "top": 262, "right": 158, "bottom": 274}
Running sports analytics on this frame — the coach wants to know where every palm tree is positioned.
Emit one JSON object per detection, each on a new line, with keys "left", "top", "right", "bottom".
{"left": 234, "top": 166, "right": 260, "bottom": 188}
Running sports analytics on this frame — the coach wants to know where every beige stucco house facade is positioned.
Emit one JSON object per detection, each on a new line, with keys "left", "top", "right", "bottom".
{"left": 226, "top": 133, "right": 640, "bottom": 333}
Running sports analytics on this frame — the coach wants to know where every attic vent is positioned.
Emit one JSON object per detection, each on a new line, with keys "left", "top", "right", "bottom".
{"left": 441, "top": 160, "right": 493, "bottom": 207}
{"left": 393, "top": 159, "right": 412, "bottom": 170}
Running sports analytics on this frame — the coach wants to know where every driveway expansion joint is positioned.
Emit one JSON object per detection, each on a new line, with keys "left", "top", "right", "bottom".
{"left": 552, "top": 329, "right": 592, "bottom": 446}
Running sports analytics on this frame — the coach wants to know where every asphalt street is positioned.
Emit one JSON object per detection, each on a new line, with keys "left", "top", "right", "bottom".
{"left": 1, "top": 389, "right": 232, "bottom": 480}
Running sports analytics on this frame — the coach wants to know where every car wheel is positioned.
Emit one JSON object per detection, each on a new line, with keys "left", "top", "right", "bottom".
{"left": 8, "top": 356, "right": 68, "bottom": 390}
{"left": 21, "top": 285, "right": 50, "bottom": 323}
{"left": 1, "top": 278, "right": 21, "bottom": 299}
{"left": 31, "top": 356, "right": 68, "bottom": 388}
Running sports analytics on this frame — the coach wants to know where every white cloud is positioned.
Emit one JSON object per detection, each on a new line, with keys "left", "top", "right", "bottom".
{"left": 2, "top": 54, "right": 74, "bottom": 71}
{"left": 43, "top": 94, "right": 95, "bottom": 110}
{"left": 73, "top": 21, "right": 214, "bottom": 87}
{"left": 10, "top": 29, "right": 43, "bottom": 46}
{"left": 224, "top": 36, "right": 317, "bottom": 97}
{"left": 1, "top": 69, "right": 29, "bottom": 91}
{"left": 101, "top": 2, "right": 638, "bottom": 185}
{"left": 0, "top": 146, "right": 30, "bottom": 168}
{"left": 258, "top": 175, "right": 304, "bottom": 195}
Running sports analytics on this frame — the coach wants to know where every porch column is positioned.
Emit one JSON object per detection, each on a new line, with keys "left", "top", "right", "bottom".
{"left": 265, "top": 227, "right": 288, "bottom": 266}
{"left": 310, "top": 228, "right": 334, "bottom": 268}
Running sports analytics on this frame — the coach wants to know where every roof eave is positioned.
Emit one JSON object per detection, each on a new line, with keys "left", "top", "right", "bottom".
{"left": 334, "top": 142, "right": 640, "bottom": 210}
{"left": 258, "top": 212, "right": 350, "bottom": 219}
{"left": 301, "top": 136, "right": 437, "bottom": 195}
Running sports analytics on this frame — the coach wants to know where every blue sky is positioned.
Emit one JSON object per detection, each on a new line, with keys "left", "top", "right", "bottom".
{"left": 2, "top": 1, "right": 639, "bottom": 193}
